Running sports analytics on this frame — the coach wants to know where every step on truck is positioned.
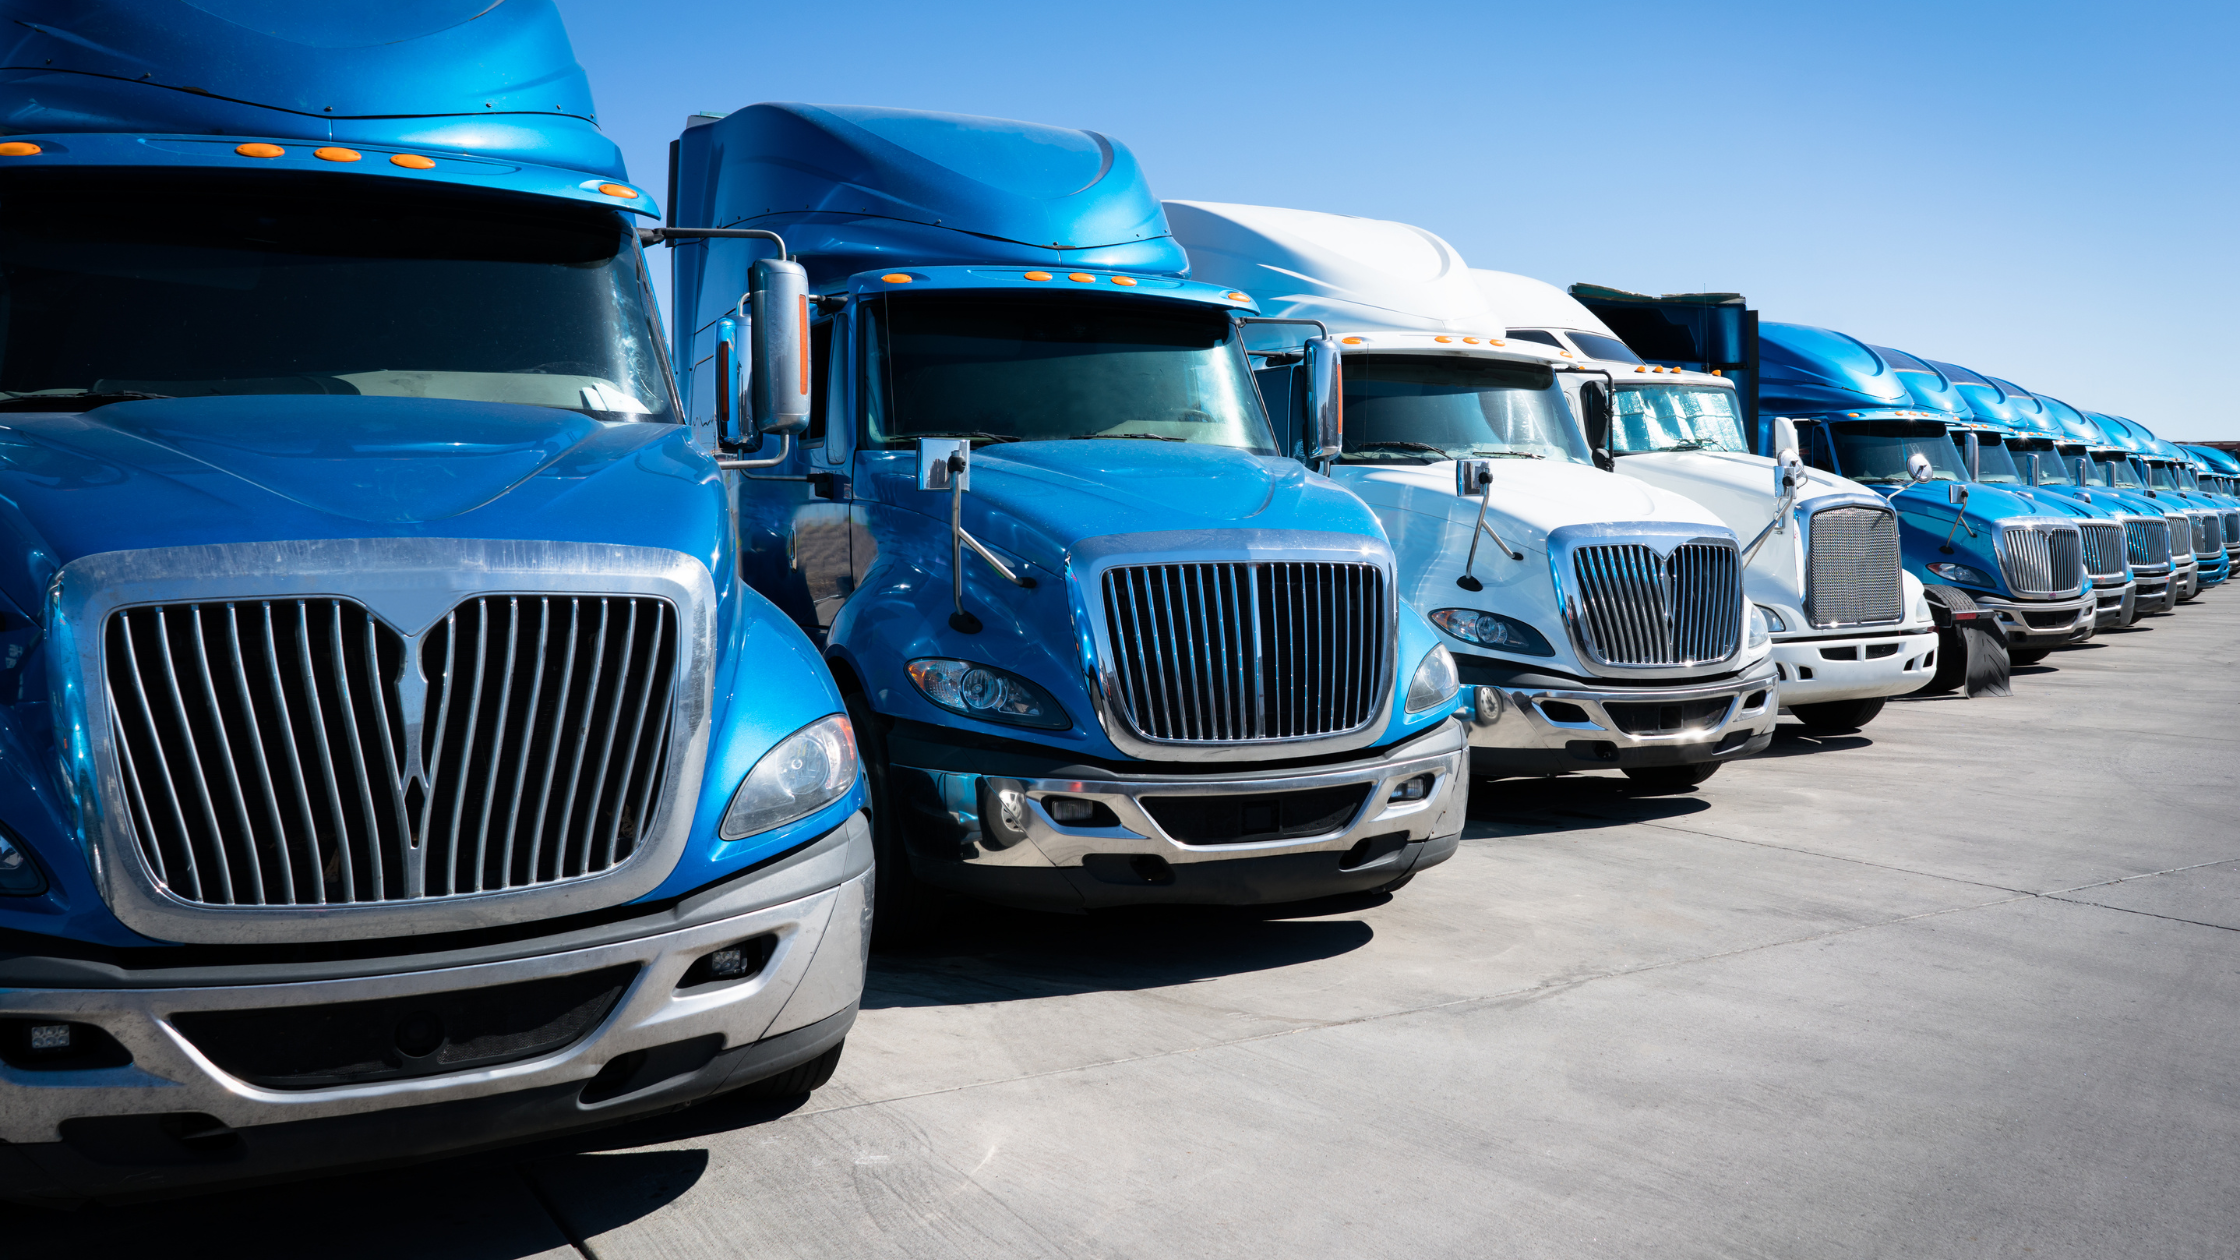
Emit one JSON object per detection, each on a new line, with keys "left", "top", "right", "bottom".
{"left": 1167, "top": 202, "right": 1778, "bottom": 793}
{"left": 0, "top": 2, "right": 870, "bottom": 1204}
{"left": 664, "top": 107, "right": 1467, "bottom": 933}
{"left": 1469, "top": 272, "right": 1936, "bottom": 733}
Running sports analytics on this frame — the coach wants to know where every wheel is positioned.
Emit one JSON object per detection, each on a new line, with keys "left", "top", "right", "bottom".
{"left": 842, "top": 685, "right": 945, "bottom": 946}
{"left": 1789, "top": 696, "right": 1886, "bottom": 732}
{"left": 2008, "top": 647, "right": 2052, "bottom": 666}
{"left": 1621, "top": 762, "right": 1721, "bottom": 792}
{"left": 735, "top": 1040, "right": 844, "bottom": 1100}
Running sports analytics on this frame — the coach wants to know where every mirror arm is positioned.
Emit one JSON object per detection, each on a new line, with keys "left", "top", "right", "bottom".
{"left": 1938, "top": 486, "right": 1977, "bottom": 553}
{"left": 717, "top": 434, "right": 791, "bottom": 471}
{"left": 940, "top": 454, "right": 1034, "bottom": 634}
{"left": 645, "top": 227, "right": 789, "bottom": 259}
{"left": 1742, "top": 485, "right": 1797, "bottom": 565}
{"left": 1457, "top": 477, "right": 1522, "bottom": 590}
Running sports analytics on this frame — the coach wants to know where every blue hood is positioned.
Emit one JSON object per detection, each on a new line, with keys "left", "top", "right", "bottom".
{"left": 0, "top": 0, "right": 622, "bottom": 176}
{"left": 1758, "top": 322, "right": 1911, "bottom": 413}
{"left": 0, "top": 396, "right": 728, "bottom": 621}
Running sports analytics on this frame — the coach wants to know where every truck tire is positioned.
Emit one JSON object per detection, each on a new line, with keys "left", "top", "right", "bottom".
{"left": 1621, "top": 763, "right": 1720, "bottom": 792}
{"left": 1789, "top": 696, "right": 1886, "bottom": 732}
{"left": 736, "top": 1040, "right": 845, "bottom": 1100}
{"left": 842, "top": 686, "right": 945, "bottom": 947}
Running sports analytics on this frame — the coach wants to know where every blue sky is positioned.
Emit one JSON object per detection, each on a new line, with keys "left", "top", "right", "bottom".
{"left": 558, "top": 0, "right": 2239, "bottom": 441}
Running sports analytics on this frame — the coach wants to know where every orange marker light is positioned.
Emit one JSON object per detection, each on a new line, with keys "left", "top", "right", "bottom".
{"left": 1067, "top": 272, "right": 1095, "bottom": 282}
{"left": 1635, "top": 365, "right": 1649, "bottom": 373}
{"left": 1342, "top": 336, "right": 1364, "bottom": 345}
{"left": 1710, "top": 369, "right": 1723, "bottom": 376}
{"left": 1462, "top": 337, "right": 1480, "bottom": 345}
{"left": 1112, "top": 275, "right": 1138, "bottom": 286}
{"left": 881, "top": 273, "right": 912, "bottom": 283}
{"left": 0, "top": 142, "right": 41, "bottom": 156}
{"left": 1226, "top": 291, "right": 1249, "bottom": 301}
{"left": 236, "top": 143, "right": 285, "bottom": 159}
{"left": 598, "top": 183, "right": 639, "bottom": 199}
{"left": 314, "top": 147, "right": 361, "bottom": 163}
{"left": 1435, "top": 336, "right": 1453, "bottom": 343}
{"left": 1487, "top": 339, "right": 1505, "bottom": 346}
{"left": 1023, "top": 271, "right": 1052, "bottom": 281}
{"left": 391, "top": 153, "right": 436, "bottom": 169}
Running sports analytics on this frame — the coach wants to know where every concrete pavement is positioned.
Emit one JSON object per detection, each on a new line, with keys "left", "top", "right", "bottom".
{"left": 23, "top": 598, "right": 2238, "bottom": 1259}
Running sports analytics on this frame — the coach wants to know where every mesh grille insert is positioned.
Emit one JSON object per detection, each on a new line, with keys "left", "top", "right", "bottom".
{"left": 1805, "top": 506, "right": 1904, "bottom": 627}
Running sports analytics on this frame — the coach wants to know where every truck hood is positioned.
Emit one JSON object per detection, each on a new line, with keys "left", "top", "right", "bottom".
{"left": 1348, "top": 457, "right": 1715, "bottom": 548}
{"left": 880, "top": 440, "right": 1384, "bottom": 568}
{"left": 0, "top": 396, "right": 725, "bottom": 620}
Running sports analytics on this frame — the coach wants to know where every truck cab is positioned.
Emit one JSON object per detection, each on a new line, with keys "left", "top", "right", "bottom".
{"left": 2128, "top": 424, "right": 2230, "bottom": 588}
{"left": 1475, "top": 271, "right": 1935, "bottom": 732}
{"left": 667, "top": 107, "right": 1467, "bottom": 930}
{"left": 0, "top": 2, "right": 869, "bottom": 1204}
{"left": 1758, "top": 324, "right": 2092, "bottom": 674}
{"left": 2001, "top": 382, "right": 2185, "bottom": 614}
{"left": 2085, "top": 413, "right": 2215, "bottom": 598}
{"left": 2178, "top": 445, "right": 2240, "bottom": 570}
{"left": 1928, "top": 361, "right": 2145, "bottom": 626}
{"left": 1168, "top": 202, "right": 1778, "bottom": 793}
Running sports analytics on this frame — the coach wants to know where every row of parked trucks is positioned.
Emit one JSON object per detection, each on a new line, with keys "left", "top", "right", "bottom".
{"left": 0, "top": 0, "right": 2227, "bottom": 1204}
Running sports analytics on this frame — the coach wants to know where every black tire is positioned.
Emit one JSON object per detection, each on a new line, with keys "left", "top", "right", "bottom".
{"left": 1622, "top": 762, "right": 1721, "bottom": 792}
{"left": 1789, "top": 696, "right": 1886, "bottom": 732}
{"left": 842, "top": 685, "right": 945, "bottom": 946}
{"left": 2008, "top": 647, "right": 2052, "bottom": 666}
{"left": 735, "top": 1040, "right": 844, "bottom": 1100}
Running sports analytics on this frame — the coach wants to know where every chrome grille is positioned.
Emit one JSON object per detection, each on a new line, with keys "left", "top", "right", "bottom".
{"left": 2125, "top": 517, "right": 2172, "bottom": 569}
{"left": 2223, "top": 511, "right": 2239, "bottom": 549}
{"left": 1101, "top": 562, "right": 1387, "bottom": 743}
{"left": 2078, "top": 522, "right": 2128, "bottom": 580}
{"left": 104, "top": 595, "right": 678, "bottom": 908}
{"left": 1997, "top": 526, "right": 2083, "bottom": 597}
{"left": 1804, "top": 505, "right": 1903, "bottom": 627}
{"left": 2193, "top": 513, "right": 2223, "bottom": 557}
{"left": 1569, "top": 543, "right": 1741, "bottom": 667}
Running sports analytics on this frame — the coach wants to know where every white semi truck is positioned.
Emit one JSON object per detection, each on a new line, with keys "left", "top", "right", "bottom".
{"left": 1168, "top": 202, "right": 1778, "bottom": 791}
{"left": 1471, "top": 271, "right": 1938, "bottom": 730}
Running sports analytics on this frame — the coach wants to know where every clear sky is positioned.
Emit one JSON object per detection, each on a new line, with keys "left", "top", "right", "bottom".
{"left": 557, "top": 0, "right": 2240, "bottom": 441}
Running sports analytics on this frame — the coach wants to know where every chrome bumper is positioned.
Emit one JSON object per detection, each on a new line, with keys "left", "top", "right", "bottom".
{"left": 1770, "top": 627, "right": 1938, "bottom": 705}
{"left": 0, "top": 818, "right": 872, "bottom": 1150}
{"left": 892, "top": 722, "right": 1467, "bottom": 908}
{"left": 1462, "top": 658, "right": 1778, "bottom": 776}
{"left": 2131, "top": 568, "right": 2174, "bottom": 614}
{"left": 2092, "top": 578, "right": 2138, "bottom": 627}
{"left": 1970, "top": 591, "right": 2094, "bottom": 647}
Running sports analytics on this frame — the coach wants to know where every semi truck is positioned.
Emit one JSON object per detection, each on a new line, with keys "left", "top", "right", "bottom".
{"left": 2085, "top": 413, "right": 2216, "bottom": 598}
{"left": 2123, "top": 422, "right": 2230, "bottom": 587}
{"left": 1167, "top": 202, "right": 1778, "bottom": 792}
{"left": 664, "top": 108, "right": 1467, "bottom": 933}
{"left": 1928, "top": 361, "right": 2150, "bottom": 625}
{"left": 1999, "top": 383, "right": 2189, "bottom": 611}
{"left": 0, "top": 1, "right": 871, "bottom": 1204}
{"left": 1754, "top": 323, "right": 2092, "bottom": 684}
{"left": 2179, "top": 445, "right": 2240, "bottom": 567}
{"left": 1471, "top": 270, "right": 1935, "bottom": 732}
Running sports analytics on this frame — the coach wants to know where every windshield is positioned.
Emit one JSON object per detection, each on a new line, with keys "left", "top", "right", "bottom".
{"left": 2147, "top": 462, "right": 2181, "bottom": 489}
{"left": 2014, "top": 440, "right": 2074, "bottom": 485}
{"left": 2092, "top": 453, "right": 2145, "bottom": 487}
{"left": 1336, "top": 354, "right": 1589, "bottom": 465}
{"left": 1567, "top": 331, "right": 1642, "bottom": 364}
{"left": 2175, "top": 465, "right": 2201, "bottom": 491}
{"left": 1611, "top": 384, "right": 1748, "bottom": 454}
{"left": 1830, "top": 422, "right": 1965, "bottom": 485}
{"left": 1967, "top": 436, "right": 2025, "bottom": 484}
{"left": 0, "top": 170, "right": 674, "bottom": 420}
{"left": 860, "top": 291, "right": 1272, "bottom": 451}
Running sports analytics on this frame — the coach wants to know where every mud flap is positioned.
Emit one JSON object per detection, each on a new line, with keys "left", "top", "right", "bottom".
{"left": 1923, "top": 586, "right": 2011, "bottom": 698}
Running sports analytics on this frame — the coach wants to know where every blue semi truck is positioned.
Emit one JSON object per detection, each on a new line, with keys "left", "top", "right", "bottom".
{"left": 1756, "top": 323, "right": 2091, "bottom": 683}
{"left": 664, "top": 105, "right": 1467, "bottom": 934}
{"left": 2084, "top": 413, "right": 2219, "bottom": 597}
{"left": 0, "top": 2, "right": 872, "bottom": 1204}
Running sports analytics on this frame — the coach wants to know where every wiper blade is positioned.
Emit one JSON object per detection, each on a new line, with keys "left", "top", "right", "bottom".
{"left": 1470, "top": 448, "right": 1545, "bottom": 458}
{"left": 1070, "top": 432, "right": 1183, "bottom": 442}
{"left": 1652, "top": 442, "right": 1710, "bottom": 452}
{"left": 0, "top": 390, "right": 173, "bottom": 412}
{"left": 1352, "top": 440, "right": 1445, "bottom": 453}
{"left": 896, "top": 430, "right": 1020, "bottom": 445}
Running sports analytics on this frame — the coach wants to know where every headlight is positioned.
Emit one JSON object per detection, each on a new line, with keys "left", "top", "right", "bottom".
{"left": 1746, "top": 604, "right": 1770, "bottom": 649}
{"left": 1428, "top": 608, "right": 1555, "bottom": 657}
{"left": 720, "top": 714, "right": 858, "bottom": 840}
{"left": 1406, "top": 644, "right": 1460, "bottom": 714}
{"left": 1753, "top": 604, "right": 1788, "bottom": 634}
{"left": 1926, "top": 562, "right": 1994, "bottom": 587}
{"left": 1912, "top": 591, "right": 1932, "bottom": 623}
{"left": 907, "top": 658, "right": 1070, "bottom": 730}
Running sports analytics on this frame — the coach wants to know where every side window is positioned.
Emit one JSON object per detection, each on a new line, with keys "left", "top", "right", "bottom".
{"left": 1504, "top": 329, "right": 1564, "bottom": 348}
{"left": 1253, "top": 364, "right": 1301, "bottom": 460}
{"left": 1803, "top": 423, "right": 1838, "bottom": 473}
{"left": 805, "top": 318, "right": 832, "bottom": 444}
{"left": 858, "top": 298, "right": 887, "bottom": 446}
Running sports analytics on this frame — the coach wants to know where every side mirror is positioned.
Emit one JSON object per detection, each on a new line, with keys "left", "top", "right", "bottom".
{"left": 1961, "top": 431, "right": 1981, "bottom": 483}
{"left": 750, "top": 257, "right": 812, "bottom": 436}
{"left": 917, "top": 437, "right": 969, "bottom": 491}
{"left": 1456, "top": 459, "right": 1493, "bottom": 498}
{"left": 1948, "top": 482, "right": 1969, "bottom": 505}
{"left": 1580, "top": 383, "right": 1613, "bottom": 468}
{"left": 1772, "top": 417, "right": 1802, "bottom": 496}
{"left": 1907, "top": 453, "right": 1934, "bottom": 484}
{"left": 713, "top": 315, "right": 748, "bottom": 447}
{"left": 1302, "top": 336, "right": 1344, "bottom": 463}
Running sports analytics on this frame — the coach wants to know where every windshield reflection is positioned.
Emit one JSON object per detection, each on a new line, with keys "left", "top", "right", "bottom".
{"left": 1336, "top": 354, "right": 1589, "bottom": 465}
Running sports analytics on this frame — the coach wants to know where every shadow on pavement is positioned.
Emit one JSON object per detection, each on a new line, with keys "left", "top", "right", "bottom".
{"left": 1464, "top": 774, "right": 1713, "bottom": 838}
{"left": 1757, "top": 726, "right": 1874, "bottom": 758}
{"left": 863, "top": 898, "right": 1379, "bottom": 1009}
